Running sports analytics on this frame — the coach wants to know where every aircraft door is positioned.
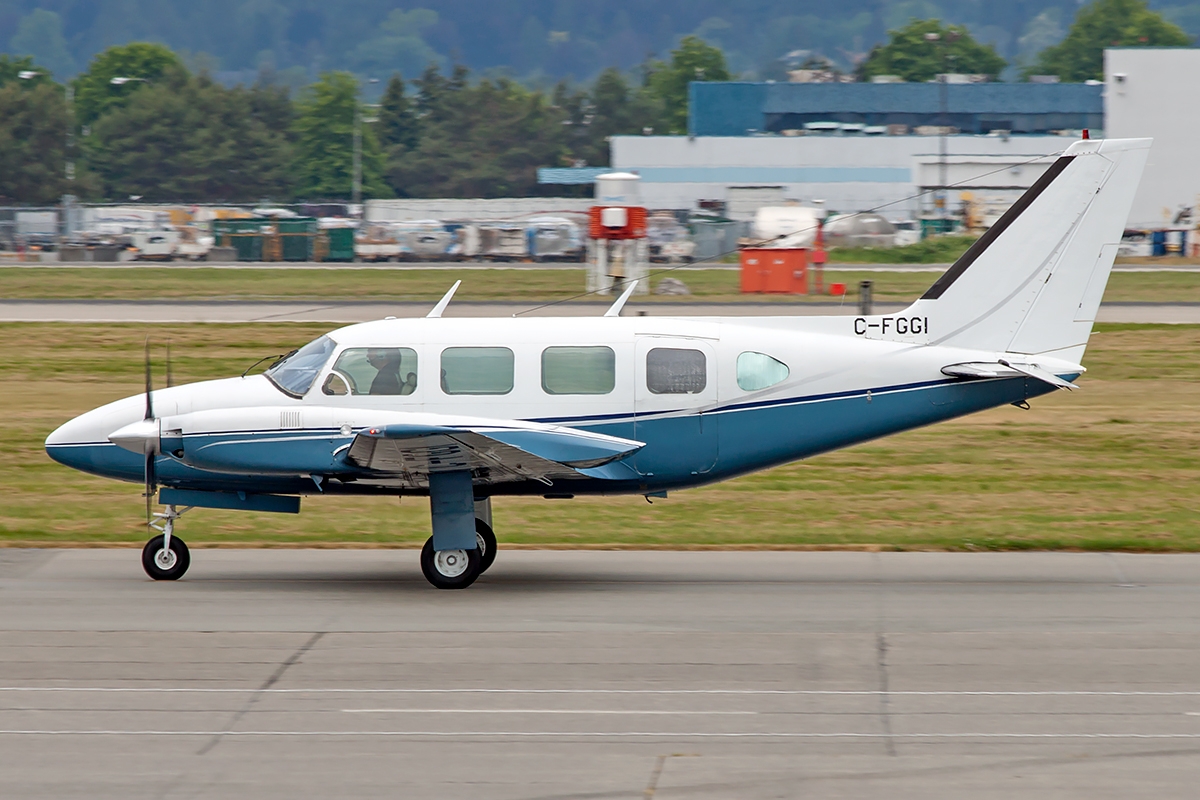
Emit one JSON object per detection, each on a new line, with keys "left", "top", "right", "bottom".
{"left": 633, "top": 337, "right": 719, "bottom": 477}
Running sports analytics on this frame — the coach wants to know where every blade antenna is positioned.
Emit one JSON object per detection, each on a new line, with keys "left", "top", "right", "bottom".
{"left": 427, "top": 280, "right": 461, "bottom": 318}
{"left": 166, "top": 340, "right": 173, "bottom": 388}
{"left": 603, "top": 280, "right": 638, "bottom": 317}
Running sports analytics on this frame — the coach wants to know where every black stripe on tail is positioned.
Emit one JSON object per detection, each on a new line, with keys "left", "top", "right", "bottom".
{"left": 921, "top": 155, "right": 1076, "bottom": 301}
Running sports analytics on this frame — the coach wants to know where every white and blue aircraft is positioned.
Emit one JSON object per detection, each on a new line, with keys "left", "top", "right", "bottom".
{"left": 46, "top": 137, "right": 1149, "bottom": 589}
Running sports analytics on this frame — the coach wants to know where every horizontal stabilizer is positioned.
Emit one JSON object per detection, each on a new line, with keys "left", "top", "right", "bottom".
{"left": 942, "top": 360, "right": 1080, "bottom": 390}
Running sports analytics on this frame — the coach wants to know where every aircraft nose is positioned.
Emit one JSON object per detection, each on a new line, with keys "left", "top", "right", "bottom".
{"left": 45, "top": 396, "right": 148, "bottom": 478}
{"left": 44, "top": 414, "right": 97, "bottom": 470}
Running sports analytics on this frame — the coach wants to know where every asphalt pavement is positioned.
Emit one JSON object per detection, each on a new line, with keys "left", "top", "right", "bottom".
{"left": 2, "top": 549, "right": 1200, "bottom": 798}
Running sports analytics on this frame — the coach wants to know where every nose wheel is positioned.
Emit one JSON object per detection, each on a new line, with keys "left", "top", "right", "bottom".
{"left": 142, "top": 504, "right": 192, "bottom": 580}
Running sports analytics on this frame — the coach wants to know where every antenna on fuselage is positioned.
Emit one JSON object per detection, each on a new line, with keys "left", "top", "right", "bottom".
{"left": 426, "top": 280, "right": 461, "bottom": 318}
{"left": 603, "top": 280, "right": 638, "bottom": 318}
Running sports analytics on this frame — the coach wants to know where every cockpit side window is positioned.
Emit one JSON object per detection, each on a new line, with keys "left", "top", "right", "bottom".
{"left": 325, "top": 347, "right": 418, "bottom": 396}
{"left": 265, "top": 335, "right": 336, "bottom": 397}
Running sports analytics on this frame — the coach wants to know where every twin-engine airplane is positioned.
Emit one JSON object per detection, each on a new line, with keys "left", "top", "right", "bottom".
{"left": 47, "top": 137, "right": 1149, "bottom": 589}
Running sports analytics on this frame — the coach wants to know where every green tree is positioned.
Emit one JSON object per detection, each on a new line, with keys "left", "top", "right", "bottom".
{"left": 857, "top": 19, "right": 1007, "bottom": 83}
{"left": 1028, "top": 0, "right": 1191, "bottom": 82}
{"left": 292, "top": 72, "right": 389, "bottom": 200}
{"left": 0, "top": 79, "right": 70, "bottom": 203}
{"left": 350, "top": 8, "right": 442, "bottom": 78}
{"left": 386, "top": 67, "right": 567, "bottom": 197}
{"left": 86, "top": 73, "right": 295, "bottom": 202}
{"left": 559, "top": 67, "right": 664, "bottom": 167}
{"left": 645, "top": 36, "right": 730, "bottom": 135}
{"left": 0, "top": 55, "right": 55, "bottom": 88}
{"left": 8, "top": 9, "right": 75, "bottom": 79}
{"left": 73, "top": 43, "right": 185, "bottom": 126}
{"left": 377, "top": 73, "right": 419, "bottom": 150}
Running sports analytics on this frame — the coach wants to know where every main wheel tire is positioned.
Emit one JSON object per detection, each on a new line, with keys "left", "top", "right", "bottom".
{"left": 420, "top": 537, "right": 482, "bottom": 590}
{"left": 476, "top": 518, "right": 497, "bottom": 574}
{"left": 141, "top": 535, "right": 190, "bottom": 581}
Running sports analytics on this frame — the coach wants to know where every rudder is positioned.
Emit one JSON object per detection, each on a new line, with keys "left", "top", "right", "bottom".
{"left": 904, "top": 137, "right": 1150, "bottom": 361}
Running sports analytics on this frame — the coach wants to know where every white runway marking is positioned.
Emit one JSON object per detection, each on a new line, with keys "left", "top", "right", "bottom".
{"left": 4, "top": 687, "right": 1200, "bottom": 696}
{"left": 1, "top": 730, "right": 1200, "bottom": 739}
{"left": 341, "top": 708, "right": 755, "bottom": 714}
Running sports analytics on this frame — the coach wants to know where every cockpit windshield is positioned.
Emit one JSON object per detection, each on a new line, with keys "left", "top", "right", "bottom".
{"left": 264, "top": 335, "right": 336, "bottom": 397}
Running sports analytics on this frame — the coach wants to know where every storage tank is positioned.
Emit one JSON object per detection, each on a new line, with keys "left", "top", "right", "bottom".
{"left": 823, "top": 213, "right": 897, "bottom": 248}
{"left": 752, "top": 205, "right": 825, "bottom": 247}
{"left": 594, "top": 172, "right": 641, "bottom": 207}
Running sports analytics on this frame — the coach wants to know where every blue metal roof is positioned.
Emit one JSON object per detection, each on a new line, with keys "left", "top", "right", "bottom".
{"left": 690, "top": 82, "right": 1104, "bottom": 137}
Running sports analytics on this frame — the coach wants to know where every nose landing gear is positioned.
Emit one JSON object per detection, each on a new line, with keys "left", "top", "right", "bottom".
{"left": 142, "top": 504, "right": 192, "bottom": 581}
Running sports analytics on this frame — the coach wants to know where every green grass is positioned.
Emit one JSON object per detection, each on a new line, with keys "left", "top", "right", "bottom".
{"left": 3, "top": 322, "right": 1199, "bottom": 551}
{"left": 829, "top": 234, "right": 978, "bottom": 264}
{"left": 3, "top": 266, "right": 1200, "bottom": 303}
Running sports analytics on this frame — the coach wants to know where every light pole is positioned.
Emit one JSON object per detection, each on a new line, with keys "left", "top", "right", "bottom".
{"left": 352, "top": 77, "right": 380, "bottom": 207}
{"left": 19, "top": 69, "right": 74, "bottom": 185}
{"left": 924, "top": 30, "right": 960, "bottom": 223}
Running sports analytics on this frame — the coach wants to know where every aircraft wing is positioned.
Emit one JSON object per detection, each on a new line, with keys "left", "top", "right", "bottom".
{"left": 941, "top": 360, "right": 1080, "bottom": 390}
{"left": 344, "top": 422, "right": 644, "bottom": 486}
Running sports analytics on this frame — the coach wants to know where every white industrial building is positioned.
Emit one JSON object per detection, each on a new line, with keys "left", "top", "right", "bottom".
{"left": 608, "top": 134, "right": 1071, "bottom": 220}
{"left": 365, "top": 198, "right": 592, "bottom": 222}
{"left": 1104, "top": 48, "right": 1200, "bottom": 228}
{"left": 581, "top": 48, "right": 1200, "bottom": 228}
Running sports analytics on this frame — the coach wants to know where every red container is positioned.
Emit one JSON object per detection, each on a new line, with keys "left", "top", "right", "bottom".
{"left": 740, "top": 248, "right": 808, "bottom": 294}
{"left": 830, "top": 282, "right": 846, "bottom": 296}
{"left": 588, "top": 206, "right": 647, "bottom": 239}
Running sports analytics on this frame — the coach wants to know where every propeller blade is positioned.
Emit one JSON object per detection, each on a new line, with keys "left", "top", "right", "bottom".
{"left": 143, "top": 338, "right": 154, "bottom": 421}
{"left": 166, "top": 340, "right": 173, "bottom": 388}
{"left": 144, "top": 450, "right": 156, "bottom": 526}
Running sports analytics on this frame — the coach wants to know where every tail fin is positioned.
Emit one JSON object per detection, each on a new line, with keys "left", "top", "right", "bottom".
{"left": 906, "top": 137, "right": 1150, "bottom": 361}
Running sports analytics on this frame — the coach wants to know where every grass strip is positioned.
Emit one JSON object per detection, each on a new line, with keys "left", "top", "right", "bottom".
{"left": 3, "top": 322, "right": 1198, "bottom": 551}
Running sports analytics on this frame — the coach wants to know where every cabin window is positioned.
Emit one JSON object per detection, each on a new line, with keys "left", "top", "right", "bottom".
{"left": 541, "top": 346, "right": 616, "bottom": 395}
{"left": 265, "top": 335, "right": 336, "bottom": 397}
{"left": 646, "top": 347, "right": 706, "bottom": 394}
{"left": 324, "top": 347, "right": 418, "bottom": 396}
{"left": 736, "top": 351, "right": 789, "bottom": 391}
{"left": 441, "top": 347, "right": 514, "bottom": 395}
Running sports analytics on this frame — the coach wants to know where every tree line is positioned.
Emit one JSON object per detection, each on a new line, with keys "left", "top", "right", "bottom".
{"left": 4, "top": 1, "right": 1198, "bottom": 90}
{"left": 0, "top": 35, "right": 726, "bottom": 205}
{"left": 0, "top": 0, "right": 1187, "bottom": 205}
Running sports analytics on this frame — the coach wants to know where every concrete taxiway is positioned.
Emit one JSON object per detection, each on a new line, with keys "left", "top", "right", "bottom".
{"left": 3, "top": 299, "right": 1199, "bottom": 323}
{"left": 2, "top": 549, "right": 1200, "bottom": 798}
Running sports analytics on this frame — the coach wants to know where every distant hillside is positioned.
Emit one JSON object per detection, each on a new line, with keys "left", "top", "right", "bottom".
{"left": 3, "top": 0, "right": 1199, "bottom": 86}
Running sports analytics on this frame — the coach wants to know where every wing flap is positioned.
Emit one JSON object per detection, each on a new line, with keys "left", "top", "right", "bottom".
{"left": 345, "top": 422, "right": 643, "bottom": 486}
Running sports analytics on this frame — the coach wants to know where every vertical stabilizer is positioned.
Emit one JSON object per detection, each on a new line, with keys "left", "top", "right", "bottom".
{"left": 899, "top": 138, "right": 1150, "bottom": 361}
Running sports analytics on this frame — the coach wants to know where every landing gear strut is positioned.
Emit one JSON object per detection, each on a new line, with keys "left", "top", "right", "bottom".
{"left": 420, "top": 479, "right": 497, "bottom": 589}
{"left": 142, "top": 504, "right": 191, "bottom": 581}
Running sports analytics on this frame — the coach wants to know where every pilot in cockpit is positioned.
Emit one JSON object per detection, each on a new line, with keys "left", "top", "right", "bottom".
{"left": 367, "top": 348, "right": 403, "bottom": 395}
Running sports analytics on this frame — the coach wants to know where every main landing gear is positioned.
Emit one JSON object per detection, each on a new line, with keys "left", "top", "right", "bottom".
{"left": 142, "top": 505, "right": 191, "bottom": 581}
{"left": 420, "top": 518, "right": 497, "bottom": 590}
{"left": 137, "top": 484, "right": 499, "bottom": 590}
